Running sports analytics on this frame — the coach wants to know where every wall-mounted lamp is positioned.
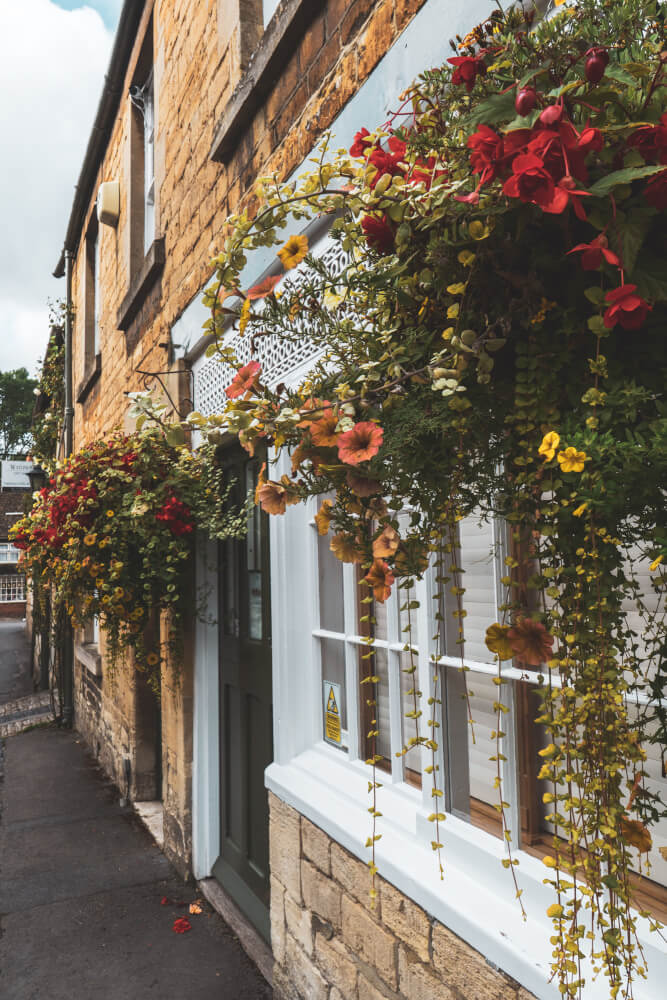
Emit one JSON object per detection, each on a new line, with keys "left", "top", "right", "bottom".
{"left": 97, "top": 181, "right": 120, "bottom": 227}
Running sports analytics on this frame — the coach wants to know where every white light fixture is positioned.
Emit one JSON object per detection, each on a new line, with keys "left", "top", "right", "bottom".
{"left": 97, "top": 181, "right": 120, "bottom": 227}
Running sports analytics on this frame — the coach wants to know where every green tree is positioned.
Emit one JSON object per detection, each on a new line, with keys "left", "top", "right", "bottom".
{"left": 0, "top": 368, "right": 38, "bottom": 460}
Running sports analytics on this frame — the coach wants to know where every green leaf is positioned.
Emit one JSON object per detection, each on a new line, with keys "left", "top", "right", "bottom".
{"left": 587, "top": 315, "right": 607, "bottom": 335}
{"left": 618, "top": 210, "right": 653, "bottom": 275}
{"left": 635, "top": 258, "right": 667, "bottom": 302}
{"left": 465, "top": 91, "right": 517, "bottom": 128}
{"left": 584, "top": 287, "right": 605, "bottom": 306}
{"left": 588, "top": 165, "right": 666, "bottom": 198}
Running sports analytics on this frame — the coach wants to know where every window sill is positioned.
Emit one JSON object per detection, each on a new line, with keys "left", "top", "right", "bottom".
{"left": 117, "top": 237, "right": 165, "bottom": 333}
{"left": 265, "top": 744, "right": 667, "bottom": 1000}
{"left": 74, "top": 640, "right": 102, "bottom": 677}
{"left": 209, "top": 0, "right": 325, "bottom": 163}
{"left": 76, "top": 353, "right": 101, "bottom": 404}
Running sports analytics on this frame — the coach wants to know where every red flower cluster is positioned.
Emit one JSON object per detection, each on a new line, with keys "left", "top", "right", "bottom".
{"left": 156, "top": 496, "right": 193, "bottom": 536}
{"left": 603, "top": 284, "right": 652, "bottom": 331}
{"left": 361, "top": 214, "right": 395, "bottom": 254}
{"left": 350, "top": 131, "right": 445, "bottom": 191}
{"left": 465, "top": 104, "right": 602, "bottom": 218}
{"left": 447, "top": 54, "right": 487, "bottom": 92}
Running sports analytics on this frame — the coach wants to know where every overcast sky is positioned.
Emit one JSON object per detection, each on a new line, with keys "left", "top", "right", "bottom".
{"left": 0, "top": 0, "right": 122, "bottom": 378}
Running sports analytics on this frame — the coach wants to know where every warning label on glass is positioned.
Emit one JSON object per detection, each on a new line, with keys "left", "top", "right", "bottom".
{"left": 323, "top": 680, "right": 342, "bottom": 745}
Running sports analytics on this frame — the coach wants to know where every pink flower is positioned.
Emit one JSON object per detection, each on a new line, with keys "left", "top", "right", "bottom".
{"left": 226, "top": 361, "right": 261, "bottom": 400}
{"left": 337, "top": 422, "right": 383, "bottom": 466}
{"left": 603, "top": 285, "right": 652, "bottom": 331}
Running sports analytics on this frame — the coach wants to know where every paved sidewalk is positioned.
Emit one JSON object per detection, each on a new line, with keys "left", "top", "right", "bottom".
{"left": 0, "top": 727, "right": 272, "bottom": 999}
{"left": 0, "top": 620, "right": 32, "bottom": 704}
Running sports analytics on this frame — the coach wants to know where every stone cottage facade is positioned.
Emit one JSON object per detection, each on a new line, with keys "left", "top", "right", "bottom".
{"left": 51, "top": 2, "right": 666, "bottom": 999}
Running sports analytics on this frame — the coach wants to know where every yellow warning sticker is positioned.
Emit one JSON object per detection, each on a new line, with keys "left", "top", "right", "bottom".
{"left": 323, "top": 680, "right": 341, "bottom": 745}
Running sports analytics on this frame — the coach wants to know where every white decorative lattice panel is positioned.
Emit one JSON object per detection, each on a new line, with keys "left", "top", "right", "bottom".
{"left": 194, "top": 235, "right": 350, "bottom": 417}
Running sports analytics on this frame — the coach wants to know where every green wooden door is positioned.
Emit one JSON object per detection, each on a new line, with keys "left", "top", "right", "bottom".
{"left": 212, "top": 450, "right": 273, "bottom": 942}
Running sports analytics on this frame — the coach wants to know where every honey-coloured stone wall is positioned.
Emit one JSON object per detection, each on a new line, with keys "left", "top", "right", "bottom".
{"left": 269, "top": 793, "right": 537, "bottom": 1000}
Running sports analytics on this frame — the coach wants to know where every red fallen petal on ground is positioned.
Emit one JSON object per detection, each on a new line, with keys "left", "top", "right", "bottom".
{"left": 172, "top": 917, "right": 192, "bottom": 933}
{"left": 160, "top": 896, "right": 171, "bottom": 905}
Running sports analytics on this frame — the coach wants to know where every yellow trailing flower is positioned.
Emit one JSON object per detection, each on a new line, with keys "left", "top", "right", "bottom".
{"left": 572, "top": 502, "right": 588, "bottom": 518}
{"left": 650, "top": 555, "right": 663, "bottom": 571}
{"left": 239, "top": 297, "right": 251, "bottom": 335}
{"left": 538, "top": 431, "right": 560, "bottom": 462}
{"left": 84, "top": 533, "right": 97, "bottom": 546}
{"left": 485, "top": 623, "right": 513, "bottom": 661}
{"left": 547, "top": 903, "right": 564, "bottom": 919}
{"left": 557, "top": 447, "right": 589, "bottom": 473}
{"left": 277, "top": 234, "right": 308, "bottom": 270}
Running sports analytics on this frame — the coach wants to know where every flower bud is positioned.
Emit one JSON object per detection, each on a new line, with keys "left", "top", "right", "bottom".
{"left": 515, "top": 86, "right": 537, "bottom": 116}
{"left": 585, "top": 47, "right": 609, "bottom": 84}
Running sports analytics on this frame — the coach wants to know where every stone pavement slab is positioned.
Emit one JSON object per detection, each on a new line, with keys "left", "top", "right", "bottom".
{"left": 0, "top": 727, "right": 273, "bottom": 999}
{"left": 0, "top": 620, "right": 32, "bottom": 705}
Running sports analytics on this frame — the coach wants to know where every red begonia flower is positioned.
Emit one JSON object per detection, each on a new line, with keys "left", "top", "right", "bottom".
{"left": 627, "top": 112, "right": 667, "bottom": 164}
{"left": 503, "top": 153, "right": 561, "bottom": 209}
{"left": 361, "top": 215, "right": 396, "bottom": 254}
{"left": 350, "top": 127, "right": 373, "bottom": 157}
{"left": 603, "top": 285, "right": 652, "bottom": 331}
{"left": 645, "top": 168, "right": 667, "bottom": 210}
{"left": 568, "top": 235, "right": 620, "bottom": 271}
{"left": 467, "top": 124, "right": 504, "bottom": 186}
{"left": 447, "top": 55, "right": 486, "bottom": 92}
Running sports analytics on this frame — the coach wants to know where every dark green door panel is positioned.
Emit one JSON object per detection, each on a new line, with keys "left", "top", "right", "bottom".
{"left": 212, "top": 450, "right": 272, "bottom": 942}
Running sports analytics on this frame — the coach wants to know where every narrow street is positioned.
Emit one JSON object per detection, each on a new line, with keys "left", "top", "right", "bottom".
{"left": 0, "top": 625, "right": 272, "bottom": 1000}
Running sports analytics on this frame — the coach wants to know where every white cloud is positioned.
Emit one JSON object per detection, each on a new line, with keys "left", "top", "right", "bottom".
{"left": 0, "top": 0, "right": 114, "bottom": 373}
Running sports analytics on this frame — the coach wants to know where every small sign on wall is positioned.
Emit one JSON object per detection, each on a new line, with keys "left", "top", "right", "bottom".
{"left": 1, "top": 460, "right": 33, "bottom": 489}
{"left": 323, "top": 680, "right": 342, "bottom": 746}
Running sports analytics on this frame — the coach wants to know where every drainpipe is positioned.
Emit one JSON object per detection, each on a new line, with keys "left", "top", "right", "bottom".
{"left": 61, "top": 249, "right": 74, "bottom": 727}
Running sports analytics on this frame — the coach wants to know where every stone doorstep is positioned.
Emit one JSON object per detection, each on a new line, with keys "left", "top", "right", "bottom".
{"left": 0, "top": 711, "right": 53, "bottom": 739}
{"left": 198, "top": 877, "right": 274, "bottom": 988}
{"left": 133, "top": 800, "right": 165, "bottom": 849}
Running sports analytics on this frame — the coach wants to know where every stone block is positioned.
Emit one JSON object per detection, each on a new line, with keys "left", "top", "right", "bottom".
{"left": 269, "top": 792, "right": 302, "bottom": 903}
{"left": 394, "top": 0, "right": 429, "bottom": 33}
{"left": 331, "top": 843, "right": 376, "bottom": 912}
{"left": 301, "top": 816, "right": 331, "bottom": 875}
{"left": 380, "top": 880, "right": 430, "bottom": 964}
{"left": 358, "top": 975, "right": 398, "bottom": 1000}
{"left": 285, "top": 891, "right": 313, "bottom": 956}
{"left": 341, "top": 896, "right": 398, "bottom": 990}
{"left": 302, "top": 858, "right": 342, "bottom": 928}
{"left": 341, "top": 0, "right": 379, "bottom": 46}
{"left": 357, "top": 3, "right": 394, "bottom": 81}
{"left": 314, "top": 932, "right": 359, "bottom": 998}
{"left": 432, "top": 922, "right": 518, "bottom": 999}
{"left": 398, "top": 946, "right": 455, "bottom": 1000}
{"left": 284, "top": 934, "right": 329, "bottom": 1000}
{"left": 271, "top": 875, "right": 286, "bottom": 966}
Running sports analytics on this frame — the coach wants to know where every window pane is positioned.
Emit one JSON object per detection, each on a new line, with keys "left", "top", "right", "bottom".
{"left": 321, "top": 637, "right": 347, "bottom": 747}
{"left": 317, "top": 529, "right": 344, "bottom": 633}
{"left": 457, "top": 514, "right": 497, "bottom": 662}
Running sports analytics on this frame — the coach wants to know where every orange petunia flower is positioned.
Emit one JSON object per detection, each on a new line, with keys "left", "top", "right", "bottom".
{"left": 315, "top": 500, "right": 334, "bottom": 536}
{"left": 372, "top": 524, "right": 400, "bottom": 560}
{"left": 256, "top": 477, "right": 298, "bottom": 515}
{"left": 310, "top": 412, "right": 340, "bottom": 449}
{"left": 226, "top": 361, "right": 262, "bottom": 399}
{"left": 364, "top": 559, "right": 395, "bottom": 603}
{"left": 337, "top": 422, "right": 383, "bottom": 466}
{"left": 330, "top": 533, "right": 363, "bottom": 563}
{"left": 507, "top": 617, "right": 554, "bottom": 666}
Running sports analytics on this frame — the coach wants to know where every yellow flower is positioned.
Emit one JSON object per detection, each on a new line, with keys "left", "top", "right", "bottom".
{"left": 538, "top": 431, "right": 560, "bottom": 462}
{"left": 484, "top": 623, "right": 513, "bottom": 661}
{"left": 557, "top": 447, "right": 589, "bottom": 473}
{"left": 84, "top": 533, "right": 97, "bottom": 546}
{"left": 277, "top": 234, "right": 308, "bottom": 270}
{"left": 542, "top": 856, "right": 557, "bottom": 869}
{"left": 458, "top": 250, "right": 476, "bottom": 267}
{"left": 572, "top": 502, "right": 588, "bottom": 518}
{"left": 106, "top": 510, "right": 115, "bottom": 518}
{"left": 650, "top": 555, "right": 663, "bottom": 572}
{"left": 546, "top": 903, "right": 564, "bottom": 919}
{"left": 239, "top": 297, "right": 251, "bottom": 335}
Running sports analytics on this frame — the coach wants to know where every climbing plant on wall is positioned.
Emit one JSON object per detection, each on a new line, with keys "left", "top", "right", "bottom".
{"left": 192, "top": 0, "right": 667, "bottom": 995}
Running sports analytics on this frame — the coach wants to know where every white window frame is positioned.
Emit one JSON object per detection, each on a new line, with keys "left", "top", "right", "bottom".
{"left": 93, "top": 228, "right": 101, "bottom": 357}
{"left": 0, "top": 573, "right": 26, "bottom": 602}
{"left": 142, "top": 70, "right": 155, "bottom": 255}
{"left": 0, "top": 543, "right": 20, "bottom": 564}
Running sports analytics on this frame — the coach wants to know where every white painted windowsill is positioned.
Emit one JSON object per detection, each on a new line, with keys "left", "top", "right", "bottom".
{"left": 266, "top": 743, "right": 667, "bottom": 1000}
